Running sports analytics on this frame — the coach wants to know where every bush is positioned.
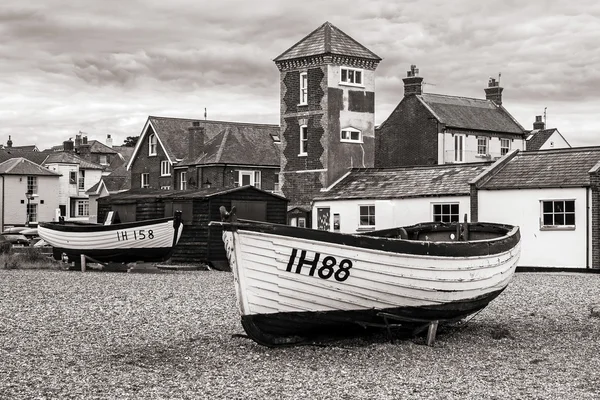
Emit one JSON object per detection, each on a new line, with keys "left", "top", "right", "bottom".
{"left": 1, "top": 249, "right": 64, "bottom": 270}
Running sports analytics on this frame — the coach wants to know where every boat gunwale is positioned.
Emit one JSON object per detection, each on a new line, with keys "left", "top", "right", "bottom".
{"left": 38, "top": 216, "right": 177, "bottom": 233}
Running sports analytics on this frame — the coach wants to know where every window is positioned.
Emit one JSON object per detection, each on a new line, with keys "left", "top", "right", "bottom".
{"left": 161, "top": 160, "right": 171, "bottom": 176}
{"left": 454, "top": 135, "right": 464, "bottom": 162}
{"left": 300, "top": 72, "right": 308, "bottom": 105}
{"left": 234, "top": 170, "right": 262, "bottom": 189}
{"left": 27, "top": 203, "right": 37, "bottom": 223}
{"left": 541, "top": 200, "right": 575, "bottom": 229}
{"left": 274, "top": 173, "right": 279, "bottom": 192}
{"left": 149, "top": 133, "right": 157, "bottom": 156}
{"left": 290, "top": 217, "right": 307, "bottom": 228}
{"left": 141, "top": 173, "right": 149, "bottom": 188}
{"left": 477, "top": 137, "right": 489, "bottom": 156}
{"left": 299, "top": 125, "right": 308, "bottom": 156}
{"left": 341, "top": 128, "right": 362, "bottom": 143}
{"left": 359, "top": 205, "right": 375, "bottom": 227}
{"left": 69, "top": 171, "right": 77, "bottom": 184}
{"left": 27, "top": 176, "right": 37, "bottom": 195}
{"left": 76, "top": 200, "right": 89, "bottom": 217}
{"left": 161, "top": 185, "right": 171, "bottom": 190}
{"left": 501, "top": 138, "right": 511, "bottom": 156}
{"left": 333, "top": 214, "right": 340, "bottom": 231}
{"left": 99, "top": 155, "right": 108, "bottom": 165}
{"left": 78, "top": 170, "right": 85, "bottom": 190}
{"left": 179, "top": 171, "right": 187, "bottom": 190}
{"left": 340, "top": 67, "right": 363, "bottom": 85}
{"left": 433, "top": 203, "right": 459, "bottom": 223}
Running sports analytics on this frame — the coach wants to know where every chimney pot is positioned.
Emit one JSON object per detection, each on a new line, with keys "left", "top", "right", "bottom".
{"left": 533, "top": 115, "right": 545, "bottom": 130}
{"left": 403, "top": 64, "right": 423, "bottom": 96}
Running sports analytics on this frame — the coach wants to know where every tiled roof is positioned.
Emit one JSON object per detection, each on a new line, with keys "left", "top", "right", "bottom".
{"left": 44, "top": 152, "right": 104, "bottom": 170}
{"left": 147, "top": 116, "right": 280, "bottom": 167}
{"left": 0, "top": 157, "right": 60, "bottom": 176}
{"left": 418, "top": 93, "right": 525, "bottom": 134}
{"left": 314, "top": 163, "right": 491, "bottom": 201}
{"left": 525, "top": 129, "right": 559, "bottom": 151}
{"left": 476, "top": 147, "right": 600, "bottom": 189}
{"left": 87, "top": 140, "right": 119, "bottom": 154}
{"left": 103, "top": 185, "right": 287, "bottom": 201}
{"left": 274, "top": 21, "right": 381, "bottom": 62}
{"left": 0, "top": 149, "right": 50, "bottom": 165}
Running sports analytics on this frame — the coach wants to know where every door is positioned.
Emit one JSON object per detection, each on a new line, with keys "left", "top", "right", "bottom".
{"left": 317, "top": 207, "right": 330, "bottom": 231}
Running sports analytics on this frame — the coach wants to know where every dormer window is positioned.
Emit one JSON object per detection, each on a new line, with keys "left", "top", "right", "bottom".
{"left": 300, "top": 72, "right": 308, "bottom": 105}
{"left": 341, "top": 127, "right": 362, "bottom": 143}
{"left": 340, "top": 67, "right": 363, "bottom": 86}
{"left": 149, "top": 133, "right": 157, "bottom": 156}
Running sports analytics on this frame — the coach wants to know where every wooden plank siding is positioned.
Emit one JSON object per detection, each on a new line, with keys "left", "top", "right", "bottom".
{"left": 95, "top": 187, "right": 288, "bottom": 268}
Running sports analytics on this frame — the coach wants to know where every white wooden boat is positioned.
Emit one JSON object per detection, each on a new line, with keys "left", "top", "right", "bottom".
{"left": 38, "top": 212, "right": 183, "bottom": 264}
{"left": 211, "top": 208, "right": 521, "bottom": 346}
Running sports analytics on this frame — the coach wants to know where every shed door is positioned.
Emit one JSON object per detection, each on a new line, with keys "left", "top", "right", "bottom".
{"left": 165, "top": 201, "right": 193, "bottom": 224}
{"left": 232, "top": 200, "right": 267, "bottom": 222}
{"left": 112, "top": 204, "right": 136, "bottom": 223}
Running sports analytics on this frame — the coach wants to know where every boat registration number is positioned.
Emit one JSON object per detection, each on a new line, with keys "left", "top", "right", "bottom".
{"left": 115, "top": 229, "right": 155, "bottom": 241}
{"left": 286, "top": 248, "right": 353, "bottom": 282}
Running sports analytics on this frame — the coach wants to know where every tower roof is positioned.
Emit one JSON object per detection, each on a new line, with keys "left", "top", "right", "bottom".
{"left": 274, "top": 22, "right": 381, "bottom": 62}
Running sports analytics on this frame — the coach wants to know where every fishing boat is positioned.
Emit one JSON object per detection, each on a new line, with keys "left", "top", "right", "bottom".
{"left": 211, "top": 207, "right": 521, "bottom": 346}
{"left": 38, "top": 212, "right": 183, "bottom": 264}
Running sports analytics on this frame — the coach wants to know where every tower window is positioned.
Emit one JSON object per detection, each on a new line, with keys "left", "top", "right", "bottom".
{"left": 300, "top": 72, "right": 308, "bottom": 105}
{"left": 341, "top": 128, "right": 362, "bottom": 143}
{"left": 299, "top": 125, "right": 308, "bottom": 156}
{"left": 340, "top": 67, "right": 363, "bottom": 86}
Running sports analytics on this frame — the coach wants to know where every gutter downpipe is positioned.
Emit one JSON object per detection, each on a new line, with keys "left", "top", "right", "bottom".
{"left": 586, "top": 187, "right": 590, "bottom": 268}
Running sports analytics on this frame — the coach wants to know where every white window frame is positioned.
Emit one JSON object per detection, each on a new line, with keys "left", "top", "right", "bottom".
{"left": 141, "top": 173, "right": 149, "bottom": 188}
{"left": 432, "top": 203, "right": 460, "bottom": 223}
{"left": 99, "top": 155, "right": 108, "bottom": 165}
{"left": 27, "top": 176, "right": 38, "bottom": 195}
{"left": 27, "top": 203, "right": 38, "bottom": 223}
{"left": 299, "top": 72, "right": 308, "bottom": 105}
{"left": 78, "top": 170, "right": 85, "bottom": 190}
{"left": 299, "top": 125, "right": 308, "bottom": 156}
{"left": 340, "top": 67, "right": 363, "bottom": 86}
{"left": 179, "top": 171, "right": 187, "bottom": 190}
{"left": 75, "top": 200, "right": 89, "bottom": 217}
{"left": 358, "top": 205, "right": 375, "bottom": 228}
{"left": 540, "top": 199, "right": 575, "bottom": 230}
{"left": 500, "top": 138, "right": 511, "bottom": 156}
{"left": 477, "top": 137, "right": 489, "bottom": 156}
{"left": 235, "top": 170, "right": 261, "bottom": 189}
{"left": 160, "top": 160, "right": 171, "bottom": 176}
{"left": 341, "top": 127, "right": 362, "bottom": 143}
{"left": 149, "top": 133, "right": 157, "bottom": 156}
{"left": 273, "top": 173, "right": 279, "bottom": 192}
{"left": 454, "top": 134, "right": 465, "bottom": 163}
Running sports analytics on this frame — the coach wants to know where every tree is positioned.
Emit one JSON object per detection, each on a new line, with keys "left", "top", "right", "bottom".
{"left": 122, "top": 136, "right": 139, "bottom": 147}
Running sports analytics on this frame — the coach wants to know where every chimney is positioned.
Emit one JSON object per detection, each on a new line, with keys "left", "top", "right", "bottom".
{"left": 6, "top": 135, "right": 12, "bottom": 148}
{"left": 402, "top": 64, "right": 423, "bottom": 96}
{"left": 75, "top": 134, "right": 82, "bottom": 149}
{"left": 63, "top": 139, "right": 74, "bottom": 152}
{"left": 188, "top": 121, "right": 205, "bottom": 161}
{"left": 484, "top": 77, "right": 503, "bottom": 105}
{"left": 533, "top": 115, "right": 545, "bottom": 130}
{"left": 82, "top": 135, "right": 88, "bottom": 145}
{"left": 106, "top": 134, "right": 113, "bottom": 148}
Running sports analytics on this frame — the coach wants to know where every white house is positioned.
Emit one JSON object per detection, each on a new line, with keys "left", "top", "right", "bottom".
{"left": 471, "top": 147, "right": 600, "bottom": 269}
{"left": 0, "top": 158, "right": 60, "bottom": 230}
{"left": 311, "top": 163, "right": 491, "bottom": 233}
{"left": 525, "top": 115, "right": 571, "bottom": 151}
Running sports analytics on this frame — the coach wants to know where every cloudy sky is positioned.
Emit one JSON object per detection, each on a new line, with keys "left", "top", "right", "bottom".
{"left": 1, "top": 0, "right": 599, "bottom": 150}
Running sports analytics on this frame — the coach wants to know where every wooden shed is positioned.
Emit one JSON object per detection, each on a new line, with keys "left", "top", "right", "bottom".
{"left": 97, "top": 186, "right": 288, "bottom": 269}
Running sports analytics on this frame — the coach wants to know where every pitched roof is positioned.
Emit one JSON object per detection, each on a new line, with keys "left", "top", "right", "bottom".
{"left": 417, "top": 93, "right": 525, "bottom": 134}
{"left": 274, "top": 21, "right": 381, "bottom": 62}
{"left": 44, "top": 152, "right": 104, "bottom": 170}
{"left": 101, "top": 185, "right": 287, "bottom": 202}
{"left": 135, "top": 116, "right": 280, "bottom": 167}
{"left": 314, "top": 163, "right": 491, "bottom": 201}
{"left": 180, "top": 123, "right": 280, "bottom": 167}
{"left": 87, "top": 140, "right": 119, "bottom": 154}
{"left": 525, "top": 128, "right": 571, "bottom": 151}
{"left": 475, "top": 147, "right": 600, "bottom": 189}
{"left": 0, "top": 149, "right": 50, "bottom": 165}
{"left": 0, "top": 157, "right": 60, "bottom": 176}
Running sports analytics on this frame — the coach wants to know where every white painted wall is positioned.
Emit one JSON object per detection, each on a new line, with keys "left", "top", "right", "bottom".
{"left": 478, "top": 187, "right": 589, "bottom": 268}
{"left": 535, "top": 131, "right": 571, "bottom": 150}
{"left": 438, "top": 132, "right": 526, "bottom": 164}
{"left": 313, "top": 195, "right": 471, "bottom": 233}
{"left": 0, "top": 175, "right": 60, "bottom": 228}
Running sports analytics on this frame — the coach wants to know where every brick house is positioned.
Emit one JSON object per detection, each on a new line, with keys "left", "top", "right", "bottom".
{"left": 274, "top": 21, "right": 381, "bottom": 226}
{"left": 525, "top": 115, "right": 571, "bottom": 151}
{"left": 126, "top": 116, "right": 280, "bottom": 193}
{"left": 471, "top": 147, "right": 600, "bottom": 269}
{"left": 375, "top": 66, "right": 527, "bottom": 167}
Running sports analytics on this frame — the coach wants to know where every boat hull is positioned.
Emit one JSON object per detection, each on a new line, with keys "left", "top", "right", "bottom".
{"left": 213, "top": 220, "right": 521, "bottom": 346}
{"left": 38, "top": 215, "right": 183, "bottom": 264}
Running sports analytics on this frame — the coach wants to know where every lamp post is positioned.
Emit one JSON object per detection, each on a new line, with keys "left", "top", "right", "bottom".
{"left": 25, "top": 191, "right": 34, "bottom": 227}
